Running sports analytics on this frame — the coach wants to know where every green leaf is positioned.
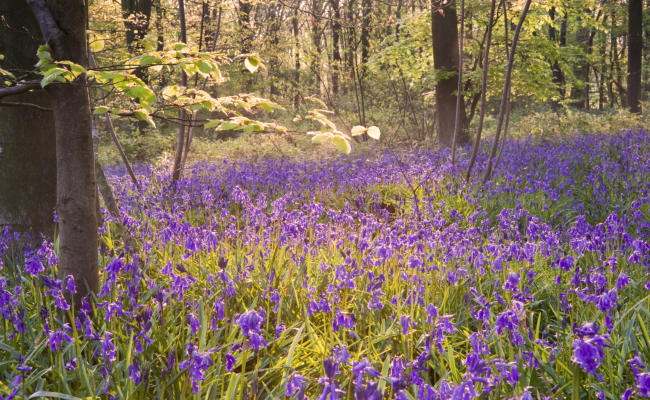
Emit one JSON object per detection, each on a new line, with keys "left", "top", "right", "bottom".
{"left": 204, "top": 119, "right": 221, "bottom": 128}
{"left": 134, "top": 109, "right": 156, "bottom": 128}
{"left": 139, "top": 55, "right": 162, "bottom": 66}
{"left": 126, "top": 85, "right": 156, "bottom": 107}
{"left": 244, "top": 56, "right": 260, "bottom": 73}
{"left": 331, "top": 135, "right": 351, "bottom": 154}
{"left": 196, "top": 60, "right": 214, "bottom": 74}
{"left": 29, "top": 391, "right": 81, "bottom": 400}
{"left": 216, "top": 121, "right": 240, "bottom": 131}
{"left": 37, "top": 45, "right": 51, "bottom": 61}
{"left": 310, "top": 132, "right": 332, "bottom": 144}
{"left": 40, "top": 67, "right": 67, "bottom": 87}
{"left": 93, "top": 106, "right": 109, "bottom": 115}
{"left": 90, "top": 38, "right": 105, "bottom": 52}
{"left": 0, "top": 67, "right": 15, "bottom": 79}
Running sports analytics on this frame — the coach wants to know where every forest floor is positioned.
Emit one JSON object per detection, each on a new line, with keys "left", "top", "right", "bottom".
{"left": 1, "top": 128, "right": 649, "bottom": 399}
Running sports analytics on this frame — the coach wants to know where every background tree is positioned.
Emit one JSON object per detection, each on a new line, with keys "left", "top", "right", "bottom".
{"left": 628, "top": 0, "right": 643, "bottom": 112}
{"left": 431, "top": 0, "right": 469, "bottom": 147}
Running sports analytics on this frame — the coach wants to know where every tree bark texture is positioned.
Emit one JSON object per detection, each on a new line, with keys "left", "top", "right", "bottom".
{"left": 431, "top": 0, "right": 469, "bottom": 147}
{"left": 0, "top": 0, "right": 57, "bottom": 242}
{"left": 27, "top": 0, "right": 99, "bottom": 302}
{"left": 628, "top": 0, "right": 643, "bottom": 113}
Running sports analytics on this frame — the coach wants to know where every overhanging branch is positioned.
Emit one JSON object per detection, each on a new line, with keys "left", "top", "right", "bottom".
{"left": 0, "top": 100, "right": 52, "bottom": 112}
{"left": 0, "top": 81, "right": 41, "bottom": 98}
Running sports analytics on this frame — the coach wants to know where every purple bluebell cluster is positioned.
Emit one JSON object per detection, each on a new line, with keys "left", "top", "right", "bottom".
{"left": 0, "top": 129, "right": 649, "bottom": 399}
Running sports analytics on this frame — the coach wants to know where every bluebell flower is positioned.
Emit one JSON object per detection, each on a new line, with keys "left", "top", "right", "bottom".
{"left": 24, "top": 256, "right": 44, "bottom": 276}
{"left": 285, "top": 372, "right": 308, "bottom": 399}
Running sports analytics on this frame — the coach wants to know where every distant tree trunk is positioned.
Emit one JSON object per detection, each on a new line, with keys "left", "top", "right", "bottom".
{"left": 172, "top": 0, "right": 188, "bottom": 182}
{"left": 451, "top": 0, "right": 466, "bottom": 164}
{"left": 27, "top": 0, "right": 99, "bottom": 303}
{"left": 572, "top": 14, "right": 590, "bottom": 109}
{"left": 310, "top": 0, "right": 325, "bottom": 92}
{"left": 645, "top": 0, "right": 650, "bottom": 99}
{"left": 239, "top": 0, "right": 253, "bottom": 54}
{"left": 293, "top": 6, "right": 301, "bottom": 108}
{"left": 330, "top": 0, "right": 342, "bottom": 96}
{"left": 609, "top": 8, "right": 617, "bottom": 107}
{"left": 548, "top": 7, "right": 566, "bottom": 110}
{"left": 465, "top": 0, "right": 497, "bottom": 180}
{"left": 155, "top": 0, "right": 165, "bottom": 51}
{"left": 482, "top": 0, "right": 532, "bottom": 184}
{"left": 122, "top": 0, "right": 153, "bottom": 52}
{"left": 0, "top": 0, "right": 57, "bottom": 243}
{"left": 345, "top": 0, "right": 356, "bottom": 81}
{"left": 628, "top": 0, "right": 643, "bottom": 113}
{"left": 360, "top": 0, "right": 371, "bottom": 66}
{"left": 122, "top": 0, "right": 153, "bottom": 134}
{"left": 431, "top": 0, "right": 469, "bottom": 146}
{"left": 268, "top": 4, "right": 282, "bottom": 97}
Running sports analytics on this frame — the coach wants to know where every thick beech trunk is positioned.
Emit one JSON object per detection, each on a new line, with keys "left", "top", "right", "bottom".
{"left": 27, "top": 0, "right": 98, "bottom": 303}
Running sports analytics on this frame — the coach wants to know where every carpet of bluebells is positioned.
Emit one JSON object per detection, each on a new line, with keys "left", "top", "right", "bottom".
{"left": 1, "top": 129, "right": 649, "bottom": 400}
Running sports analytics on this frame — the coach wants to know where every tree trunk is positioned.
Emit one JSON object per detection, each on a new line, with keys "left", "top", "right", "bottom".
{"left": 172, "top": 0, "right": 188, "bottom": 182}
{"left": 431, "top": 0, "right": 469, "bottom": 146}
{"left": 155, "top": 0, "right": 165, "bottom": 51}
{"left": 360, "top": 0, "right": 371, "bottom": 66}
{"left": 482, "top": 0, "right": 532, "bottom": 184}
{"left": 122, "top": 0, "right": 153, "bottom": 52}
{"left": 268, "top": 4, "right": 282, "bottom": 97}
{"left": 548, "top": 7, "right": 566, "bottom": 110}
{"left": 572, "top": 14, "right": 590, "bottom": 109}
{"left": 293, "top": 6, "right": 301, "bottom": 108}
{"left": 27, "top": 0, "right": 99, "bottom": 303}
{"left": 330, "top": 0, "right": 342, "bottom": 96}
{"left": 465, "top": 0, "right": 497, "bottom": 180}
{"left": 451, "top": 0, "right": 466, "bottom": 164}
{"left": 628, "top": 0, "right": 643, "bottom": 113}
{"left": 0, "top": 0, "right": 57, "bottom": 243}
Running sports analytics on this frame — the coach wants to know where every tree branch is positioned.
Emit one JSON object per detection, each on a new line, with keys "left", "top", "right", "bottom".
{"left": 0, "top": 81, "right": 41, "bottom": 98}
{"left": 25, "top": 0, "right": 66, "bottom": 56}
{"left": 0, "top": 100, "right": 52, "bottom": 112}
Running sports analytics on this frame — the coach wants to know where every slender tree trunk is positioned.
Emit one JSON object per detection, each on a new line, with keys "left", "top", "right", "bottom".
{"left": 548, "top": 7, "right": 565, "bottom": 110}
{"left": 481, "top": 0, "right": 532, "bottom": 185}
{"left": 628, "top": 0, "right": 643, "bottom": 113}
{"left": 465, "top": 0, "right": 497, "bottom": 180}
{"left": 122, "top": 0, "right": 153, "bottom": 133}
{"left": 330, "top": 0, "right": 342, "bottom": 96}
{"left": 268, "top": 4, "right": 282, "bottom": 97}
{"left": 27, "top": 0, "right": 99, "bottom": 303}
{"left": 155, "top": 0, "right": 165, "bottom": 51}
{"left": 181, "top": 5, "right": 222, "bottom": 172}
{"left": 572, "top": 13, "right": 590, "bottom": 109}
{"left": 293, "top": 6, "right": 301, "bottom": 108}
{"left": 172, "top": 0, "right": 188, "bottom": 183}
{"left": 122, "top": 0, "right": 153, "bottom": 53}
{"left": 310, "top": 0, "right": 324, "bottom": 93}
{"left": 345, "top": 0, "right": 356, "bottom": 81}
{"left": 431, "top": 0, "right": 469, "bottom": 146}
{"left": 451, "top": 0, "right": 465, "bottom": 164}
